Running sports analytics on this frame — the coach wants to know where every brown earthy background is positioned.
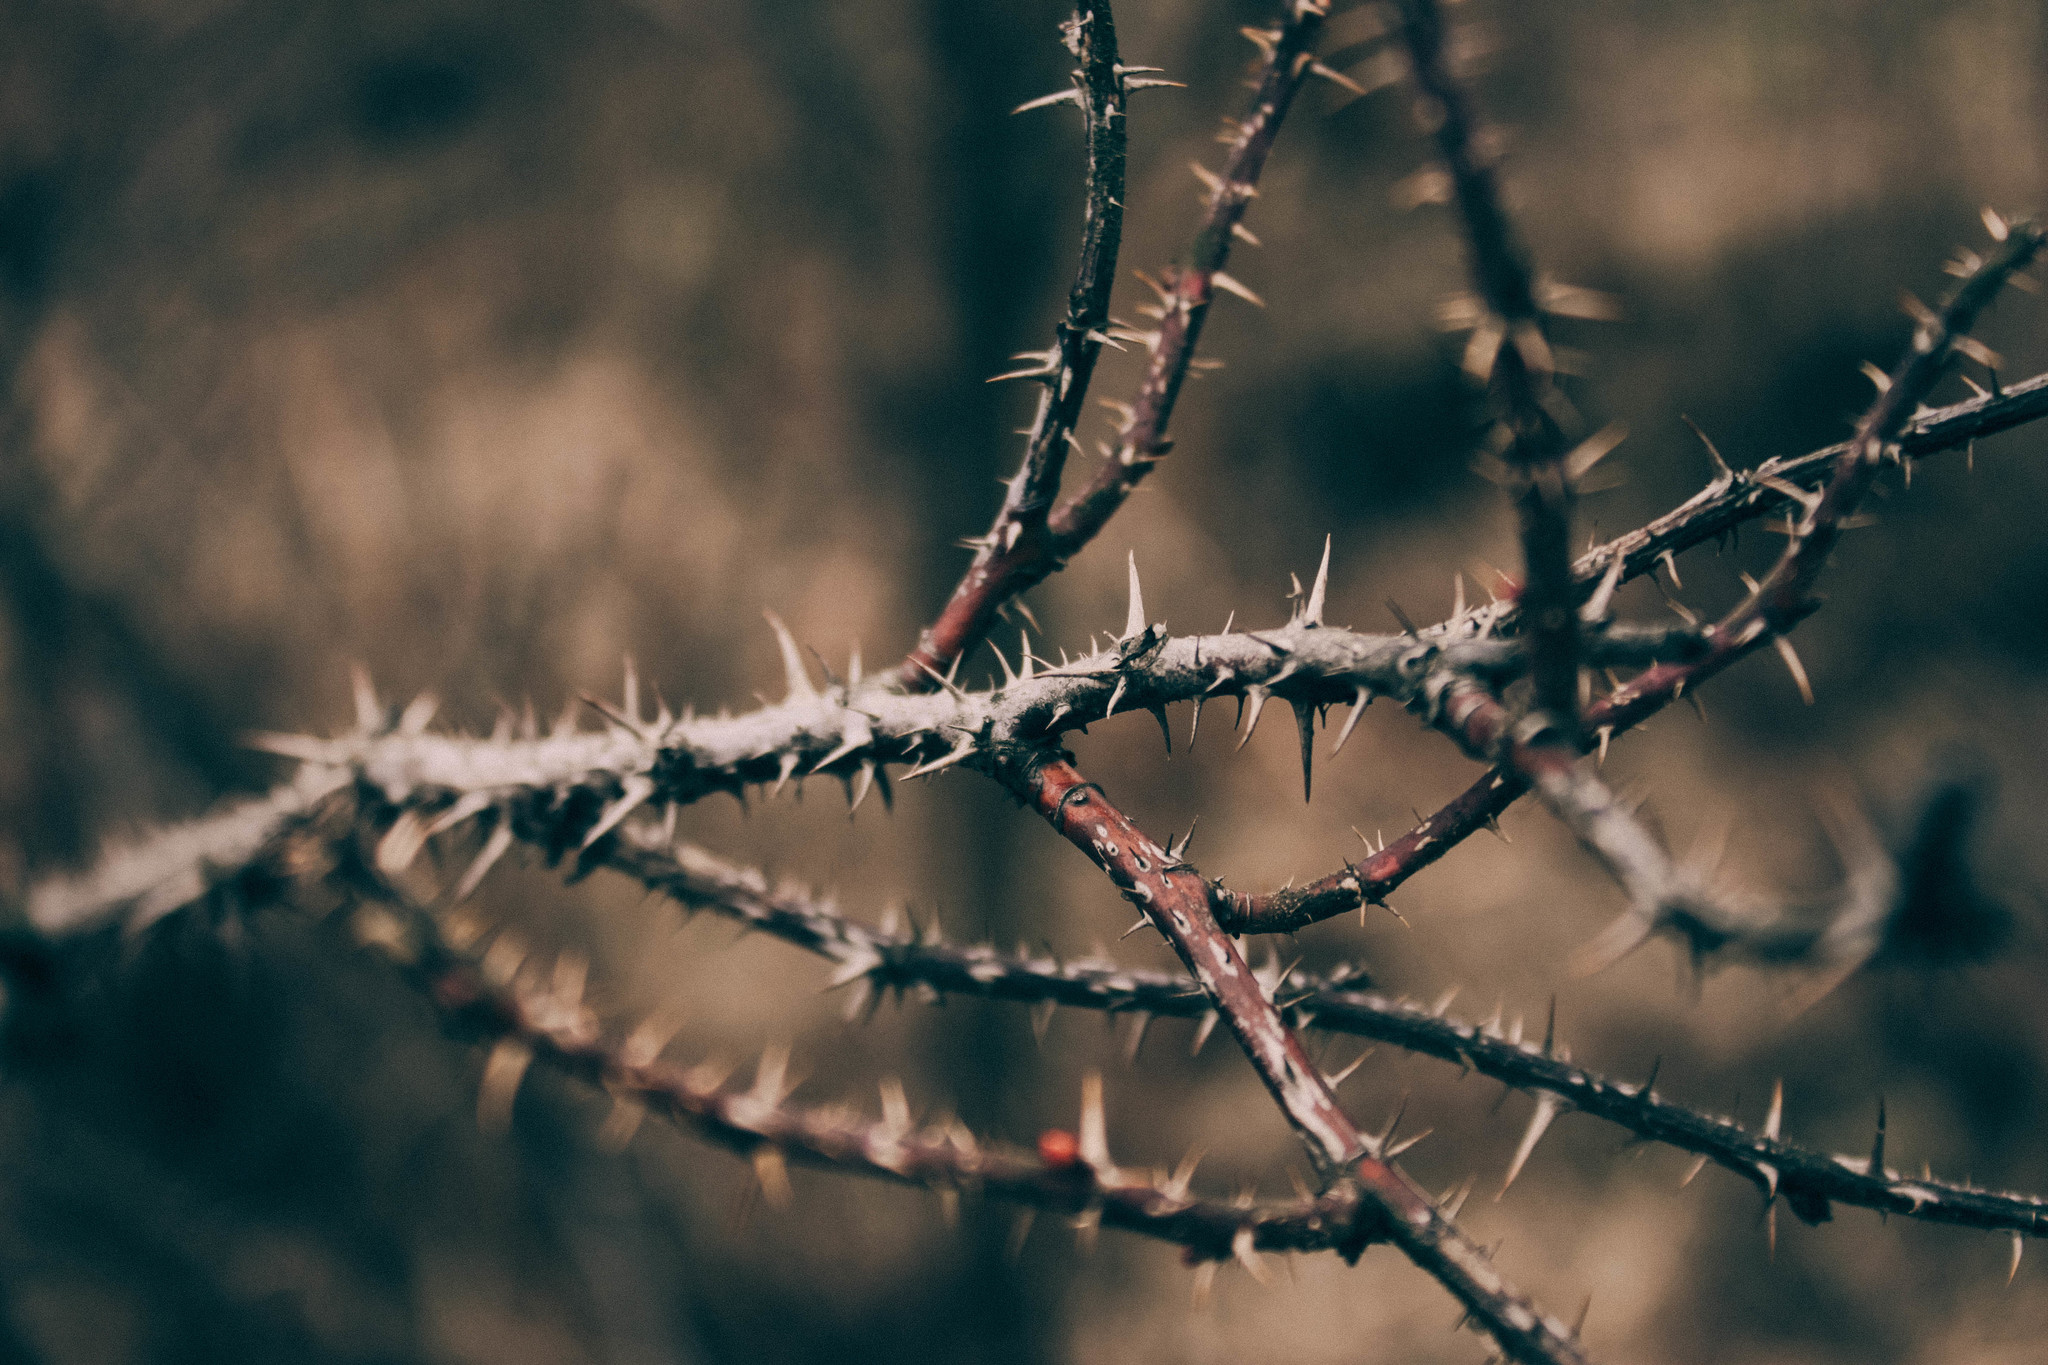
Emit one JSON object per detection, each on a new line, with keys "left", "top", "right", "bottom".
{"left": 2, "top": 1, "right": 2045, "bottom": 1361}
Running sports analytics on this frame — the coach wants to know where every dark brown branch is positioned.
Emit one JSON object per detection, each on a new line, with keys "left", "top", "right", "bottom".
{"left": 1396, "top": 0, "right": 1581, "bottom": 735}
{"left": 329, "top": 845, "right": 1374, "bottom": 1268}
{"left": 898, "top": 1, "right": 1335, "bottom": 691}
{"left": 587, "top": 831, "right": 2048, "bottom": 1239}
{"left": 983, "top": 750, "right": 1590, "bottom": 1365}
{"left": 896, "top": 4, "right": 1131, "bottom": 690}
{"left": 1224, "top": 226, "right": 2045, "bottom": 942}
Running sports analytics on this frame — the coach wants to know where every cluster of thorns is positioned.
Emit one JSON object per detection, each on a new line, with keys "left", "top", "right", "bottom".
{"left": 13, "top": 4, "right": 2048, "bottom": 1362}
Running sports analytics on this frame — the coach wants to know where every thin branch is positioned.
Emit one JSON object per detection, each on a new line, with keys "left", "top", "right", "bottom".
{"left": 898, "top": 2, "right": 1339, "bottom": 691}
{"left": 896, "top": 4, "right": 1131, "bottom": 690}
{"left": 586, "top": 830, "right": 2048, "bottom": 1239}
{"left": 1547, "top": 220, "right": 2043, "bottom": 965}
{"left": 1396, "top": 0, "right": 1582, "bottom": 735}
{"left": 983, "top": 750, "right": 1589, "bottom": 1365}
{"left": 1224, "top": 228, "right": 2046, "bottom": 943}
{"left": 328, "top": 842, "right": 1374, "bottom": 1267}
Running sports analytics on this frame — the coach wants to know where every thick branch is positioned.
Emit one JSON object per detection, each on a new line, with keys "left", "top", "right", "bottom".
{"left": 983, "top": 750, "right": 1588, "bottom": 1365}
{"left": 330, "top": 846, "right": 1372, "bottom": 1267}
{"left": 590, "top": 830, "right": 2048, "bottom": 1239}
{"left": 27, "top": 361, "right": 2048, "bottom": 942}
{"left": 1225, "top": 232, "right": 2045, "bottom": 940}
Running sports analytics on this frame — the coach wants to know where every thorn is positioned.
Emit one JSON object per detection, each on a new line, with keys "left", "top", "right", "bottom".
{"left": 1188, "top": 696, "right": 1205, "bottom": 748}
{"left": 1983, "top": 206, "right": 2011, "bottom": 242}
{"left": 1148, "top": 705, "right": 1173, "bottom": 755}
{"left": 397, "top": 691, "right": 439, "bottom": 735}
{"left": 1302, "top": 535, "right": 1332, "bottom": 626}
{"left": 1772, "top": 636, "right": 1814, "bottom": 705}
{"left": 1581, "top": 554, "right": 1625, "bottom": 624}
{"left": 1123, "top": 551, "right": 1147, "bottom": 641}
{"left": 1030, "top": 998, "right": 1057, "bottom": 1044}
{"left": 478, "top": 1038, "right": 533, "bottom": 1133}
{"left": 1680, "top": 1153, "right": 1710, "bottom": 1187}
{"left": 764, "top": 612, "right": 818, "bottom": 701}
{"left": 753, "top": 1146, "right": 792, "bottom": 1210}
{"left": 1870, "top": 1097, "right": 1887, "bottom": 1176}
{"left": 1763, "top": 1080, "right": 1784, "bottom": 1143}
{"left": 1120, "top": 1012, "right": 1153, "bottom": 1064}
{"left": 454, "top": 820, "right": 516, "bottom": 903}
{"left": 1210, "top": 271, "right": 1264, "bottom": 308}
{"left": 1232, "top": 1226, "right": 1271, "bottom": 1284}
{"left": 1541, "top": 995, "right": 1557, "bottom": 1056}
{"left": 2011, "top": 1232, "right": 2025, "bottom": 1285}
{"left": 1235, "top": 688, "right": 1269, "bottom": 751}
{"left": 1119, "top": 915, "right": 1152, "bottom": 941}
{"left": 1323, "top": 1048, "right": 1371, "bottom": 1091}
{"left": 849, "top": 760, "right": 877, "bottom": 814}
{"left": 770, "top": 751, "right": 799, "bottom": 799}
{"left": 375, "top": 811, "right": 431, "bottom": 876}
{"left": 1007, "top": 1209, "right": 1036, "bottom": 1262}
{"left": 1499, "top": 1095, "right": 1561, "bottom": 1196}
{"left": 1191, "top": 1010, "right": 1219, "bottom": 1056}
{"left": 1680, "top": 415, "right": 1734, "bottom": 481}
{"left": 1162, "top": 1146, "right": 1205, "bottom": 1201}
{"left": 350, "top": 664, "right": 384, "bottom": 732}
{"left": 1332, "top": 687, "right": 1371, "bottom": 756}
{"left": 1013, "top": 87, "right": 1081, "bottom": 114}
{"left": 581, "top": 774, "right": 657, "bottom": 851}
{"left": 1860, "top": 360, "right": 1892, "bottom": 394}
{"left": 1440, "top": 1176, "right": 1476, "bottom": 1221}
{"left": 1290, "top": 700, "right": 1316, "bottom": 802}
{"left": 1078, "top": 1071, "right": 1111, "bottom": 1170}
{"left": 1564, "top": 423, "right": 1628, "bottom": 482}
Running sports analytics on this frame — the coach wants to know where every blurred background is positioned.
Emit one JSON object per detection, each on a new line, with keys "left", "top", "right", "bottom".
{"left": 1, "top": 0, "right": 2045, "bottom": 1361}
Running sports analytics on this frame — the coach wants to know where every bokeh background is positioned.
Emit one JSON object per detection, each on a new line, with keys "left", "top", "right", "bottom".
{"left": 2, "top": 1, "right": 2046, "bottom": 1361}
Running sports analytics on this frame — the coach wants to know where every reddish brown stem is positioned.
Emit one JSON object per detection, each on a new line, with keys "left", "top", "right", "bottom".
{"left": 987, "top": 750, "right": 1588, "bottom": 1365}
{"left": 1398, "top": 0, "right": 1581, "bottom": 733}
{"left": 896, "top": 2, "right": 1332, "bottom": 691}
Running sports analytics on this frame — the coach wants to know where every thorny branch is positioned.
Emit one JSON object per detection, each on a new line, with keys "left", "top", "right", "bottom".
{"left": 896, "top": 6, "right": 1131, "bottom": 690}
{"left": 5, "top": 1, "right": 2048, "bottom": 1358}
{"left": 1223, "top": 226, "right": 2047, "bottom": 951}
{"left": 592, "top": 829, "right": 2048, "bottom": 1243}
{"left": 981, "top": 751, "right": 1591, "bottom": 1365}
{"left": 323, "top": 828, "right": 1377, "bottom": 1270}
{"left": 1396, "top": 0, "right": 1587, "bottom": 737}
{"left": 899, "top": 1, "right": 1337, "bottom": 690}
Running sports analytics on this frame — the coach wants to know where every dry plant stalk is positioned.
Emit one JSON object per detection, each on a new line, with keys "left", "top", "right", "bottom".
{"left": 7, "top": 2, "right": 2047, "bottom": 1361}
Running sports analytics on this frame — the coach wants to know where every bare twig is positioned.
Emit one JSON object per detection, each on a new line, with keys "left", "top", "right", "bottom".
{"left": 899, "top": 1, "right": 1338, "bottom": 690}
{"left": 587, "top": 830, "right": 2048, "bottom": 1239}
{"left": 896, "top": 4, "right": 1131, "bottom": 690}
{"left": 331, "top": 843, "right": 1375, "bottom": 1267}
{"left": 1396, "top": 0, "right": 1584, "bottom": 736}
{"left": 1226, "top": 225, "right": 2046, "bottom": 955}
{"left": 983, "top": 750, "right": 1590, "bottom": 1365}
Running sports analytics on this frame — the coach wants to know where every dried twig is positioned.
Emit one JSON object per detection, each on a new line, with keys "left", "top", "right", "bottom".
{"left": 981, "top": 750, "right": 1590, "bottom": 1365}
{"left": 1396, "top": 0, "right": 1584, "bottom": 736}
{"left": 899, "top": 1, "right": 1337, "bottom": 689}
{"left": 589, "top": 830, "right": 2048, "bottom": 1239}
{"left": 896, "top": 5, "right": 1132, "bottom": 689}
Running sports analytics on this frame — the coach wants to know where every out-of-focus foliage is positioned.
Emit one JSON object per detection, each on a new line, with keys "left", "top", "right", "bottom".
{"left": 1, "top": 1, "right": 2045, "bottom": 1362}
